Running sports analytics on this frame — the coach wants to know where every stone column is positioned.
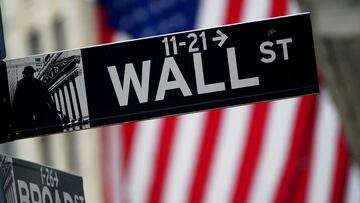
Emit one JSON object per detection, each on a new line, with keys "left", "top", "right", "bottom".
{"left": 297, "top": 0, "right": 360, "bottom": 165}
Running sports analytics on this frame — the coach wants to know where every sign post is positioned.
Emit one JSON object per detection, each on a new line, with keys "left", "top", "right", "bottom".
{"left": 0, "top": 13, "right": 319, "bottom": 142}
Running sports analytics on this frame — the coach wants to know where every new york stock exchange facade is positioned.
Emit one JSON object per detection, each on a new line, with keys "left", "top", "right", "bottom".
{"left": 35, "top": 51, "right": 89, "bottom": 132}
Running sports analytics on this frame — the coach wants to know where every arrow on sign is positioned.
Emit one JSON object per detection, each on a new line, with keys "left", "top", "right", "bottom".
{"left": 212, "top": 30, "right": 228, "bottom": 47}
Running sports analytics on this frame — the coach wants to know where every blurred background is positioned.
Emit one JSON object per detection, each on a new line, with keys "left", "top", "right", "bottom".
{"left": 0, "top": 0, "right": 359, "bottom": 203}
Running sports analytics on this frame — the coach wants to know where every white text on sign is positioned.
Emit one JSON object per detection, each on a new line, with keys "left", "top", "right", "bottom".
{"left": 107, "top": 29, "right": 292, "bottom": 107}
{"left": 260, "top": 38, "right": 293, "bottom": 63}
{"left": 107, "top": 47, "right": 259, "bottom": 107}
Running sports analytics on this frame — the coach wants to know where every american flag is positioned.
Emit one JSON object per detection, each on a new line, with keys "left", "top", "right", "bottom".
{"left": 97, "top": 0, "right": 360, "bottom": 203}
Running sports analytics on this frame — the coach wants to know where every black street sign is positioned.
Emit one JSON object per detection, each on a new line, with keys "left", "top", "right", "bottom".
{"left": 0, "top": 13, "right": 319, "bottom": 142}
{"left": 0, "top": 154, "right": 85, "bottom": 203}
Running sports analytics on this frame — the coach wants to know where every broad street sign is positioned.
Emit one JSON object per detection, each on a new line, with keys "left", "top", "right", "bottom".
{"left": 0, "top": 154, "right": 85, "bottom": 203}
{"left": 0, "top": 13, "right": 319, "bottom": 142}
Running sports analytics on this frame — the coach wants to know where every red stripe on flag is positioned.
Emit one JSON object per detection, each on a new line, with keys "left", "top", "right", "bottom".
{"left": 273, "top": 95, "right": 318, "bottom": 203}
{"left": 231, "top": 102, "right": 270, "bottom": 203}
{"left": 225, "top": 0, "right": 245, "bottom": 24}
{"left": 187, "top": 110, "right": 224, "bottom": 203}
{"left": 97, "top": 6, "right": 115, "bottom": 43}
{"left": 121, "top": 122, "right": 137, "bottom": 173}
{"left": 271, "top": 0, "right": 288, "bottom": 17}
{"left": 290, "top": 101, "right": 317, "bottom": 203}
{"left": 147, "top": 116, "right": 178, "bottom": 203}
{"left": 330, "top": 129, "right": 350, "bottom": 203}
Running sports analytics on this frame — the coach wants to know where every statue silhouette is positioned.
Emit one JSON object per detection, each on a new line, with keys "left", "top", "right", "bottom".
{"left": 13, "top": 66, "right": 61, "bottom": 130}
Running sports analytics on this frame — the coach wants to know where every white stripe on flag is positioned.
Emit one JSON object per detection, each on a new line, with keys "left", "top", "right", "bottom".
{"left": 243, "top": 0, "right": 271, "bottom": 21}
{"left": 195, "top": 0, "right": 228, "bottom": 28}
{"left": 113, "top": 31, "right": 131, "bottom": 42}
{"left": 307, "top": 92, "right": 340, "bottom": 203}
{"left": 287, "top": 0, "right": 301, "bottom": 15}
{"left": 204, "top": 105, "right": 252, "bottom": 203}
{"left": 249, "top": 98, "right": 299, "bottom": 203}
{"left": 161, "top": 113, "right": 206, "bottom": 203}
{"left": 345, "top": 163, "right": 360, "bottom": 203}
{"left": 105, "top": 126, "right": 122, "bottom": 203}
{"left": 127, "top": 119, "right": 162, "bottom": 203}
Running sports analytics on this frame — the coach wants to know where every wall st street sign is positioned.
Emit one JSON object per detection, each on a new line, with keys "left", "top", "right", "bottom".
{"left": 0, "top": 13, "right": 319, "bottom": 142}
